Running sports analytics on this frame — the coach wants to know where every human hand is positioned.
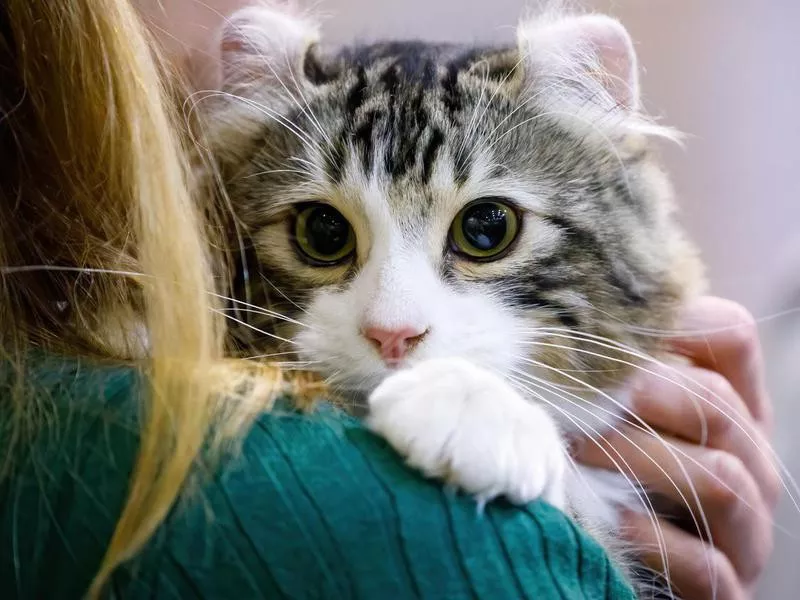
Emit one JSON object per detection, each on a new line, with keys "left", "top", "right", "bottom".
{"left": 577, "top": 296, "right": 780, "bottom": 599}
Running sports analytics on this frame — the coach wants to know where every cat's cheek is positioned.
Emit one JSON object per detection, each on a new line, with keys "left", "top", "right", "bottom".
{"left": 294, "top": 288, "right": 375, "bottom": 370}
{"left": 366, "top": 357, "right": 568, "bottom": 509}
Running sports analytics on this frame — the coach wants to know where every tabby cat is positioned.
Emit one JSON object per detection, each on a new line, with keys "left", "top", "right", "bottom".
{"left": 198, "top": 3, "right": 705, "bottom": 593}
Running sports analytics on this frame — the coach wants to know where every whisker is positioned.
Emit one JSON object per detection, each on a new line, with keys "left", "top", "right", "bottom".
{"left": 245, "top": 350, "right": 305, "bottom": 360}
{"left": 0, "top": 263, "right": 312, "bottom": 347}
{"left": 517, "top": 330, "right": 800, "bottom": 512}
{"left": 211, "top": 308, "right": 296, "bottom": 346}
{"left": 281, "top": 45, "right": 335, "bottom": 153}
{"left": 0, "top": 265, "right": 145, "bottom": 277}
{"left": 516, "top": 362, "right": 714, "bottom": 538}
{"left": 520, "top": 355, "right": 800, "bottom": 594}
{"left": 482, "top": 80, "right": 565, "bottom": 145}
{"left": 215, "top": 306, "right": 310, "bottom": 328}
{"left": 487, "top": 107, "right": 635, "bottom": 202}
{"left": 187, "top": 90, "right": 323, "bottom": 158}
{"left": 564, "top": 303, "right": 800, "bottom": 338}
{"left": 523, "top": 346, "right": 780, "bottom": 509}
{"left": 461, "top": 54, "right": 528, "bottom": 158}
{"left": 259, "top": 273, "right": 310, "bottom": 315}
{"left": 210, "top": 291, "right": 314, "bottom": 328}
{"left": 524, "top": 362, "right": 788, "bottom": 531}
{"left": 239, "top": 168, "right": 310, "bottom": 180}
{"left": 454, "top": 62, "right": 491, "bottom": 166}
{"left": 271, "top": 361, "right": 320, "bottom": 370}
{"left": 517, "top": 360, "right": 798, "bottom": 591}
{"left": 499, "top": 368, "right": 675, "bottom": 597}
{"left": 288, "top": 155, "right": 322, "bottom": 172}
{"left": 547, "top": 300, "right": 800, "bottom": 339}
{"left": 509, "top": 365, "right": 713, "bottom": 598}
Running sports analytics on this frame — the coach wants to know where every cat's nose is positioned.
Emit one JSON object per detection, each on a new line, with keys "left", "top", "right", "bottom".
{"left": 362, "top": 325, "right": 429, "bottom": 363}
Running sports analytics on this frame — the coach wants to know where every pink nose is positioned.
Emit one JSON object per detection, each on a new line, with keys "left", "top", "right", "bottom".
{"left": 363, "top": 325, "right": 429, "bottom": 363}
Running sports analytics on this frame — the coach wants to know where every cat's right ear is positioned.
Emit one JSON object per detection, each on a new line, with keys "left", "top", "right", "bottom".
{"left": 215, "top": 5, "right": 324, "bottom": 99}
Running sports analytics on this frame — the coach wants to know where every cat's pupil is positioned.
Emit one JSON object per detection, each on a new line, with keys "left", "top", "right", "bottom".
{"left": 462, "top": 203, "right": 508, "bottom": 250}
{"left": 306, "top": 207, "right": 350, "bottom": 255}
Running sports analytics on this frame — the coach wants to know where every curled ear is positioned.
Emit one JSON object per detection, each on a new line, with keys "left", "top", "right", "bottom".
{"left": 517, "top": 13, "right": 640, "bottom": 112}
{"left": 195, "top": 4, "right": 340, "bottom": 159}
{"left": 217, "top": 4, "right": 326, "bottom": 97}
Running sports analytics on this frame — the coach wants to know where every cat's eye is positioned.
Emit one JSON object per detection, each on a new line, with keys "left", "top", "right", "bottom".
{"left": 293, "top": 203, "right": 356, "bottom": 265}
{"left": 449, "top": 199, "right": 520, "bottom": 260}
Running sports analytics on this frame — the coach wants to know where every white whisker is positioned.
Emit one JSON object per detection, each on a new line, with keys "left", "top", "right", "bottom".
{"left": 463, "top": 54, "right": 528, "bottom": 154}
{"left": 518, "top": 330, "right": 800, "bottom": 513}
{"left": 499, "top": 368, "right": 675, "bottom": 597}
{"left": 282, "top": 45, "right": 335, "bottom": 153}
{"left": 187, "top": 90, "right": 323, "bottom": 158}
{"left": 240, "top": 168, "right": 310, "bottom": 180}
{"left": 245, "top": 350, "right": 304, "bottom": 360}
{"left": 454, "top": 61, "right": 491, "bottom": 166}
{"left": 259, "top": 273, "right": 310, "bottom": 315}
{"left": 482, "top": 80, "right": 565, "bottom": 145}
{"left": 486, "top": 107, "right": 635, "bottom": 202}
{"left": 211, "top": 308, "right": 295, "bottom": 346}
{"left": 215, "top": 306, "right": 310, "bottom": 329}
{"left": 511, "top": 364, "right": 715, "bottom": 597}
{"left": 518, "top": 358, "right": 717, "bottom": 582}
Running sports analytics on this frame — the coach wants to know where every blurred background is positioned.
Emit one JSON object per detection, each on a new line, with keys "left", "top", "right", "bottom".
{"left": 146, "top": 1, "right": 800, "bottom": 596}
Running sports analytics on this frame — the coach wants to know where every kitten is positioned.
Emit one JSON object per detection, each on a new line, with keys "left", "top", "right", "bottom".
{"left": 198, "top": 3, "right": 705, "bottom": 593}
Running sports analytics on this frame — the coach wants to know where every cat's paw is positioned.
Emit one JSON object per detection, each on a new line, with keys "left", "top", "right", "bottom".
{"left": 366, "top": 357, "right": 567, "bottom": 508}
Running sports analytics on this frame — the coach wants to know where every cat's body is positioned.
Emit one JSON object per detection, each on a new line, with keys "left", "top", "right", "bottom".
{"left": 200, "top": 5, "right": 704, "bottom": 596}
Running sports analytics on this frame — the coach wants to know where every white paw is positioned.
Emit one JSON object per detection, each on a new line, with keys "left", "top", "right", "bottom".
{"left": 366, "top": 357, "right": 567, "bottom": 508}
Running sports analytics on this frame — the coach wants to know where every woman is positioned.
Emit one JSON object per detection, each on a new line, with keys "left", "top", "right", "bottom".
{"left": 0, "top": 0, "right": 778, "bottom": 598}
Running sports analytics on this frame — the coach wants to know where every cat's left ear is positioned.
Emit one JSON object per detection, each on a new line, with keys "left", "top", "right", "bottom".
{"left": 517, "top": 13, "right": 640, "bottom": 112}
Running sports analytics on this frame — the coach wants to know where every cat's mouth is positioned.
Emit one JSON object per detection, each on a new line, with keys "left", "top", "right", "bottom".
{"left": 383, "top": 357, "right": 407, "bottom": 370}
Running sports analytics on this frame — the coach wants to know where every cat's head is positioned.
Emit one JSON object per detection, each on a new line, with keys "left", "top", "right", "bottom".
{"left": 200, "top": 5, "right": 704, "bottom": 422}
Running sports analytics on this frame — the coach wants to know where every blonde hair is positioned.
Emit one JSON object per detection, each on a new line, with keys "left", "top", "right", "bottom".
{"left": 0, "top": 0, "right": 291, "bottom": 595}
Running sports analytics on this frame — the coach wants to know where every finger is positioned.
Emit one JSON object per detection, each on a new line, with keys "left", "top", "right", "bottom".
{"left": 578, "top": 429, "right": 774, "bottom": 583}
{"left": 629, "top": 363, "right": 781, "bottom": 509}
{"left": 630, "top": 362, "right": 751, "bottom": 445}
{"left": 622, "top": 510, "right": 746, "bottom": 600}
{"left": 670, "top": 296, "right": 771, "bottom": 429}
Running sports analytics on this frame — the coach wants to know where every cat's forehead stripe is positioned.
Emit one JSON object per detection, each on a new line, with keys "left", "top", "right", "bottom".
{"left": 320, "top": 41, "right": 519, "bottom": 187}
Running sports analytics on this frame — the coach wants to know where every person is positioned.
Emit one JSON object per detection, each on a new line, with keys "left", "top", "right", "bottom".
{"left": 0, "top": 1, "right": 778, "bottom": 599}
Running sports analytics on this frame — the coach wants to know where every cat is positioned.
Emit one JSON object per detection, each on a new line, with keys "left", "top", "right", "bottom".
{"left": 197, "top": 3, "right": 705, "bottom": 594}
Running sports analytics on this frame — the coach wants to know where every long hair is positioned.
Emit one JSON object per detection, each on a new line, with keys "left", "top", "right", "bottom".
{"left": 0, "top": 0, "right": 287, "bottom": 595}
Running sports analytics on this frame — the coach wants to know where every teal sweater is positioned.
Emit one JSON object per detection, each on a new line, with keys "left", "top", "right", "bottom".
{"left": 0, "top": 359, "right": 635, "bottom": 599}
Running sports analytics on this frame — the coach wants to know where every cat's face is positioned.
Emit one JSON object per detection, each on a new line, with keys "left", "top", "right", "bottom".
{"left": 204, "top": 7, "right": 703, "bottom": 420}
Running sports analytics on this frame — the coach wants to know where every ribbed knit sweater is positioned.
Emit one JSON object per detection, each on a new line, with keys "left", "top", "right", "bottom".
{"left": 0, "top": 359, "right": 635, "bottom": 599}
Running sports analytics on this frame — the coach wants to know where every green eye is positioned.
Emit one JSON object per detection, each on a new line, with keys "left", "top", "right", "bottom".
{"left": 449, "top": 199, "right": 520, "bottom": 260}
{"left": 294, "top": 203, "right": 356, "bottom": 265}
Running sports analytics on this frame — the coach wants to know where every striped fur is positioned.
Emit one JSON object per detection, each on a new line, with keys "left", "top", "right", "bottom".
{"left": 201, "top": 7, "right": 706, "bottom": 597}
{"left": 214, "top": 37, "right": 702, "bottom": 391}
